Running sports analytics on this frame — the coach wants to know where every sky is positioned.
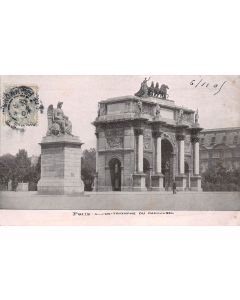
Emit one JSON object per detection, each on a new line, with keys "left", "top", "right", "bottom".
{"left": 1, "top": 75, "right": 240, "bottom": 156}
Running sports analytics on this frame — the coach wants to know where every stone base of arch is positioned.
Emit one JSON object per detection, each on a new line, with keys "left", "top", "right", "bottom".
{"left": 132, "top": 173, "right": 147, "bottom": 191}
{"left": 190, "top": 175, "right": 202, "bottom": 191}
{"left": 175, "top": 175, "right": 187, "bottom": 191}
{"left": 151, "top": 173, "right": 165, "bottom": 191}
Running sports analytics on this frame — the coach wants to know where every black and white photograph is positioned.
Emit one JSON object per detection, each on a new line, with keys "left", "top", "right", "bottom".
{"left": 0, "top": 75, "right": 240, "bottom": 224}
{"left": 1, "top": 2, "right": 240, "bottom": 300}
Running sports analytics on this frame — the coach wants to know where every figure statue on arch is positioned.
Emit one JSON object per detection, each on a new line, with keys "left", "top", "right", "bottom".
{"left": 155, "top": 103, "right": 161, "bottom": 118}
{"left": 178, "top": 108, "right": 184, "bottom": 124}
{"left": 137, "top": 99, "right": 143, "bottom": 113}
{"left": 195, "top": 109, "right": 199, "bottom": 124}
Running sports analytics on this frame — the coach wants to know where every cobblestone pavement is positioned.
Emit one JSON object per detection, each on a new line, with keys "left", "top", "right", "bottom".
{"left": 0, "top": 191, "right": 240, "bottom": 210}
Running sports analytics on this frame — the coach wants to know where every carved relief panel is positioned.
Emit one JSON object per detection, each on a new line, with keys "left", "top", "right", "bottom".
{"left": 143, "top": 130, "right": 152, "bottom": 150}
{"left": 105, "top": 128, "right": 124, "bottom": 149}
{"left": 176, "top": 110, "right": 194, "bottom": 124}
{"left": 182, "top": 113, "right": 194, "bottom": 124}
{"left": 185, "top": 135, "right": 191, "bottom": 154}
{"left": 142, "top": 103, "right": 154, "bottom": 115}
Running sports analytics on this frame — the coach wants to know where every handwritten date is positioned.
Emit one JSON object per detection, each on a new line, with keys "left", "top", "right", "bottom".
{"left": 190, "top": 79, "right": 227, "bottom": 95}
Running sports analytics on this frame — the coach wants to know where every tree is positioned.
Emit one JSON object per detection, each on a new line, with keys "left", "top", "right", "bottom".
{"left": 15, "top": 149, "right": 31, "bottom": 183}
{"left": 81, "top": 148, "right": 96, "bottom": 191}
{"left": 28, "top": 156, "right": 41, "bottom": 191}
{"left": 202, "top": 162, "right": 240, "bottom": 191}
{"left": 0, "top": 161, "right": 9, "bottom": 189}
{"left": 0, "top": 154, "right": 16, "bottom": 189}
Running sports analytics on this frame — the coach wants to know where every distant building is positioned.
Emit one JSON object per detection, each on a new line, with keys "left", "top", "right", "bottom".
{"left": 199, "top": 127, "right": 240, "bottom": 173}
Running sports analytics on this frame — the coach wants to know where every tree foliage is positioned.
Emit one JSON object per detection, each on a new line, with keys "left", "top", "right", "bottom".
{"left": 28, "top": 156, "right": 41, "bottom": 191}
{"left": 81, "top": 148, "right": 96, "bottom": 191}
{"left": 0, "top": 154, "right": 17, "bottom": 189}
{"left": 202, "top": 162, "right": 240, "bottom": 191}
{"left": 0, "top": 150, "right": 41, "bottom": 191}
{"left": 0, "top": 147, "right": 97, "bottom": 191}
{"left": 15, "top": 149, "right": 31, "bottom": 183}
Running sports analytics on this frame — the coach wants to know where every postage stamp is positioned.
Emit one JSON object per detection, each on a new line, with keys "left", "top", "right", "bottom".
{"left": 1, "top": 85, "right": 44, "bottom": 130}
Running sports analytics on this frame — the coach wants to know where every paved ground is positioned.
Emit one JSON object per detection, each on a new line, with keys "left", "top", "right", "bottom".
{"left": 0, "top": 191, "right": 240, "bottom": 210}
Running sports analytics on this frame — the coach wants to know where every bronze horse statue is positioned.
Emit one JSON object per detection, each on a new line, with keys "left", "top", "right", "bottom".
{"left": 149, "top": 82, "right": 169, "bottom": 99}
{"left": 148, "top": 81, "right": 155, "bottom": 96}
{"left": 154, "top": 82, "right": 160, "bottom": 97}
{"left": 159, "top": 84, "right": 169, "bottom": 99}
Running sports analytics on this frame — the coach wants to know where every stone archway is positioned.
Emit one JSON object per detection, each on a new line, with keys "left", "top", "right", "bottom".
{"left": 109, "top": 158, "right": 121, "bottom": 191}
{"left": 162, "top": 139, "right": 174, "bottom": 190}
{"left": 143, "top": 158, "right": 151, "bottom": 190}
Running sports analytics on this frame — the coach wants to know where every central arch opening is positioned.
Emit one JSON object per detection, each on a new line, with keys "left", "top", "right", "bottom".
{"left": 109, "top": 158, "right": 121, "bottom": 191}
{"left": 161, "top": 139, "right": 174, "bottom": 189}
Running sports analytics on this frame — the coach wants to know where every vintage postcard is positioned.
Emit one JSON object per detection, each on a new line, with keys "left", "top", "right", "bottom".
{"left": 0, "top": 75, "right": 240, "bottom": 225}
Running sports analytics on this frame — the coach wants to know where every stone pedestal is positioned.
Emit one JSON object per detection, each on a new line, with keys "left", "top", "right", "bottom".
{"left": 175, "top": 175, "right": 187, "bottom": 191}
{"left": 37, "top": 135, "right": 84, "bottom": 195}
{"left": 132, "top": 173, "right": 147, "bottom": 191}
{"left": 151, "top": 174, "right": 164, "bottom": 191}
{"left": 16, "top": 183, "right": 28, "bottom": 191}
{"left": 8, "top": 180, "right": 13, "bottom": 191}
{"left": 190, "top": 175, "right": 202, "bottom": 191}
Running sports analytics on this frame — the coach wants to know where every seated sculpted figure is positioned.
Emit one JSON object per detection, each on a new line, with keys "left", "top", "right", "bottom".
{"left": 47, "top": 101, "right": 72, "bottom": 136}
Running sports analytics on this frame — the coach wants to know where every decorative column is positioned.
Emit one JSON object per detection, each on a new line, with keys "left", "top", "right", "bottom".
{"left": 137, "top": 129, "right": 144, "bottom": 172}
{"left": 151, "top": 131, "right": 164, "bottom": 191}
{"left": 121, "top": 166, "right": 124, "bottom": 191}
{"left": 193, "top": 137, "right": 199, "bottom": 175}
{"left": 190, "top": 135, "right": 202, "bottom": 191}
{"left": 178, "top": 134, "right": 185, "bottom": 174}
{"left": 175, "top": 134, "right": 187, "bottom": 191}
{"left": 132, "top": 128, "right": 147, "bottom": 191}
{"left": 156, "top": 132, "right": 162, "bottom": 173}
{"left": 93, "top": 132, "right": 99, "bottom": 191}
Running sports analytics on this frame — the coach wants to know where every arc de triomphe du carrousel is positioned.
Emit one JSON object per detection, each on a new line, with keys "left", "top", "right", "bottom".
{"left": 93, "top": 78, "right": 202, "bottom": 192}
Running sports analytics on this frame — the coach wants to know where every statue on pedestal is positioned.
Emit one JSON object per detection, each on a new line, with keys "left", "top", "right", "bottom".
{"left": 47, "top": 102, "right": 72, "bottom": 136}
{"left": 38, "top": 101, "right": 84, "bottom": 195}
